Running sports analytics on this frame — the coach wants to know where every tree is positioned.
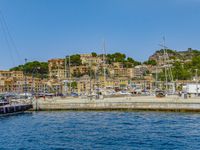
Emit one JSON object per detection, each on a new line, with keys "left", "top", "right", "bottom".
{"left": 10, "top": 61, "right": 49, "bottom": 78}
{"left": 70, "top": 81, "right": 77, "bottom": 91}
{"left": 123, "top": 57, "right": 141, "bottom": 68}
{"left": 106, "top": 54, "right": 115, "bottom": 64}
{"left": 143, "top": 60, "right": 157, "bottom": 66}
{"left": 127, "top": 57, "right": 134, "bottom": 63}
{"left": 171, "top": 62, "right": 192, "bottom": 80}
{"left": 91, "top": 52, "right": 97, "bottom": 57}
{"left": 192, "top": 56, "right": 200, "bottom": 67}
{"left": 67, "top": 54, "right": 82, "bottom": 66}
{"left": 113, "top": 52, "right": 126, "bottom": 62}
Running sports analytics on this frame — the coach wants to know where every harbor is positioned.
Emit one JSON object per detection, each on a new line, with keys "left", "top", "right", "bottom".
{"left": 1, "top": 1, "right": 200, "bottom": 149}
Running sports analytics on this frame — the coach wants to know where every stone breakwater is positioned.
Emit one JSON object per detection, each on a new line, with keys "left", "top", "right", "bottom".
{"left": 32, "top": 96, "right": 200, "bottom": 112}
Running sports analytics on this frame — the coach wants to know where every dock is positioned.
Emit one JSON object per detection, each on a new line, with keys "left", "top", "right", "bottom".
{"left": 32, "top": 96, "right": 200, "bottom": 112}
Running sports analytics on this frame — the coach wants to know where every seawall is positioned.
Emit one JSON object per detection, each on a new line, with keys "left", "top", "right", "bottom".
{"left": 32, "top": 96, "right": 200, "bottom": 112}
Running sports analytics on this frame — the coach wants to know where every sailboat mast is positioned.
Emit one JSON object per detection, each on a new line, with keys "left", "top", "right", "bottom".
{"left": 103, "top": 39, "right": 106, "bottom": 89}
{"left": 160, "top": 37, "right": 175, "bottom": 93}
{"left": 156, "top": 66, "right": 158, "bottom": 89}
{"left": 163, "top": 37, "right": 168, "bottom": 91}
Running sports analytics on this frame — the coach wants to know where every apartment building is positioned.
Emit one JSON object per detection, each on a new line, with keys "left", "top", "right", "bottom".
{"left": 48, "top": 59, "right": 65, "bottom": 79}
{"left": 80, "top": 54, "right": 102, "bottom": 65}
{"left": 0, "top": 70, "right": 24, "bottom": 79}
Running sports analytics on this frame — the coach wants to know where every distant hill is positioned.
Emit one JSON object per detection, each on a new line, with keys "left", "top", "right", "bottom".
{"left": 149, "top": 48, "right": 200, "bottom": 63}
{"left": 148, "top": 48, "right": 200, "bottom": 80}
{"left": 10, "top": 61, "right": 48, "bottom": 78}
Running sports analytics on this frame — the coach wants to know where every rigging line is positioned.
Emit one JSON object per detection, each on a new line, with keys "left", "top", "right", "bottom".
{"left": 102, "top": 39, "right": 107, "bottom": 85}
{"left": 164, "top": 46, "right": 174, "bottom": 82}
{"left": 0, "top": 10, "right": 23, "bottom": 65}
{"left": 165, "top": 47, "right": 174, "bottom": 82}
{"left": 0, "top": 12, "right": 15, "bottom": 67}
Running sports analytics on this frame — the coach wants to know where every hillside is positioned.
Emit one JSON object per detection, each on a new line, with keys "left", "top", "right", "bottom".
{"left": 148, "top": 48, "right": 200, "bottom": 80}
{"left": 149, "top": 48, "right": 200, "bottom": 62}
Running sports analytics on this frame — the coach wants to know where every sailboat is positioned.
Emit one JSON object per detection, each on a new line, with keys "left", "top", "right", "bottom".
{"left": 155, "top": 37, "right": 175, "bottom": 97}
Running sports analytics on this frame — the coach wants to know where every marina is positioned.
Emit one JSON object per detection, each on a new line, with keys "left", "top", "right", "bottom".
{"left": 1, "top": 0, "right": 200, "bottom": 149}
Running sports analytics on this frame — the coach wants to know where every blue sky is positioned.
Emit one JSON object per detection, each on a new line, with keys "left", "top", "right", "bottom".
{"left": 0, "top": 0, "right": 200, "bottom": 69}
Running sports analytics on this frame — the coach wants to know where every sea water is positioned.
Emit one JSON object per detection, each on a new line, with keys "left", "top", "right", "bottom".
{"left": 0, "top": 111, "right": 200, "bottom": 150}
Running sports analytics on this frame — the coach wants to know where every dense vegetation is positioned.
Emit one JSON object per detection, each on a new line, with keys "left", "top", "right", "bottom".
{"left": 143, "top": 60, "right": 157, "bottom": 66}
{"left": 10, "top": 61, "right": 48, "bottom": 78}
{"left": 172, "top": 56, "right": 200, "bottom": 80}
{"left": 106, "top": 52, "right": 141, "bottom": 67}
{"left": 66, "top": 54, "right": 82, "bottom": 66}
{"left": 152, "top": 49, "right": 200, "bottom": 81}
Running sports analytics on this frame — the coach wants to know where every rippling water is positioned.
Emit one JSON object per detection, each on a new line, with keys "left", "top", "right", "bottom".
{"left": 1, "top": 111, "right": 200, "bottom": 149}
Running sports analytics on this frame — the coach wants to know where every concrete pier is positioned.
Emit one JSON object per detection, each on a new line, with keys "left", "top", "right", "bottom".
{"left": 33, "top": 96, "right": 200, "bottom": 112}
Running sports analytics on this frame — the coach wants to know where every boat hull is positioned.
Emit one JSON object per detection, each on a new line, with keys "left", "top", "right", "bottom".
{"left": 0, "top": 104, "right": 32, "bottom": 115}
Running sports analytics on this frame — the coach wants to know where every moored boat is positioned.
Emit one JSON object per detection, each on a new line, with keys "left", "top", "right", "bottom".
{"left": 0, "top": 94, "right": 32, "bottom": 115}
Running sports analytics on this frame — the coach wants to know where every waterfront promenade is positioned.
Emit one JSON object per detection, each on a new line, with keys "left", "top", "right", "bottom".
{"left": 33, "top": 96, "right": 200, "bottom": 112}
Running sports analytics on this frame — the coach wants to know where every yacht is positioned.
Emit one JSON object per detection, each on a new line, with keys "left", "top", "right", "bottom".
{"left": 0, "top": 94, "right": 32, "bottom": 115}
